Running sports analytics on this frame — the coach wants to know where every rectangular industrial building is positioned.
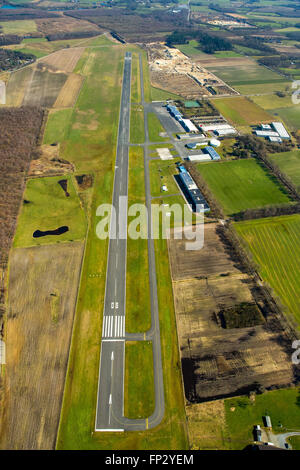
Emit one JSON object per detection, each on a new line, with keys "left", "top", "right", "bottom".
{"left": 215, "top": 128, "right": 237, "bottom": 136}
{"left": 180, "top": 118, "right": 198, "bottom": 133}
{"left": 255, "top": 130, "right": 280, "bottom": 138}
{"left": 271, "top": 122, "right": 290, "bottom": 139}
{"left": 188, "top": 154, "right": 212, "bottom": 162}
{"left": 268, "top": 136, "right": 282, "bottom": 143}
{"left": 200, "top": 123, "right": 235, "bottom": 132}
{"left": 177, "top": 168, "right": 210, "bottom": 213}
{"left": 204, "top": 146, "right": 221, "bottom": 161}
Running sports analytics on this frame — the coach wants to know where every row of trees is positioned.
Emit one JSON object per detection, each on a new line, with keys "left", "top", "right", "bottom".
{"left": 183, "top": 161, "right": 225, "bottom": 219}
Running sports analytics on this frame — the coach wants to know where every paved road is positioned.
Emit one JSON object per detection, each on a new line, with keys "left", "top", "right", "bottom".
{"left": 95, "top": 51, "right": 132, "bottom": 431}
{"left": 95, "top": 52, "right": 165, "bottom": 432}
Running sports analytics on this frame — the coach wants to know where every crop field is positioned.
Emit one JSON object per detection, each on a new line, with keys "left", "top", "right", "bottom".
{"left": 39, "top": 47, "right": 85, "bottom": 73}
{"left": 43, "top": 108, "right": 73, "bottom": 144}
{"left": 235, "top": 215, "right": 300, "bottom": 330}
{"left": 270, "top": 151, "right": 300, "bottom": 189}
{"left": 0, "top": 242, "right": 84, "bottom": 449}
{"left": 35, "top": 16, "right": 101, "bottom": 36}
{"left": 197, "top": 159, "right": 291, "bottom": 216}
{"left": 0, "top": 19, "right": 37, "bottom": 34}
{"left": 21, "top": 65, "right": 68, "bottom": 108}
{"left": 124, "top": 341, "right": 154, "bottom": 419}
{"left": 54, "top": 73, "right": 84, "bottom": 108}
{"left": 213, "top": 97, "right": 272, "bottom": 126}
{"left": 168, "top": 223, "right": 294, "bottom": 403}
{"left": 204, "top": 60, "right": 286, "bottom": 86}
{"left": 234, "top": 82, "right": 293, "bottom": 95}
{"left": 271, "top": 106, "right": 300, "bottom": 131}
{"left": 13, "top": 175, "right": 86, "bottom": 248}
{"left": 5, "top": 67, "right": 35, "bottom": 106}
{"left": 250, "top": 93, "right": 294, "bottom": 111}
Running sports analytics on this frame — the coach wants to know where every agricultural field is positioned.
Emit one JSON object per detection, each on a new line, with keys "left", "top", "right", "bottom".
{"left": 22, "top": 65, "right": 67, "bottom": 108}
{"left": 213, "top": 97, "right": 272, "bottom": 126}
{"left": 39, "top": 47, "right": 85, "bottom": 73}
{"left": 270, "top": 150, "right": 300, "bottom": 189}
{"left": 271, "top": 106, "right": 300, "bottom": 132}
{"left": 0, "top": 19, "right": 37, "bottom": 34}
{"left": 168, "top": 223, "right": 294, "bottom": 403}
{"left": 235, "top": 215, "right": 300, "bottom": 330}
{"left": 203, "top": 59, "right": 286, "bottom": 87}
{"left": 0, "top": 242, "right": 84, "bottom": 449}
{"left": 250, "top": 92, "right": 294, "bottom": 111}
{"left": 197, "top": 159, "right": 291, "bottom": 216}
{"left": 234, "top": 82, "right": 293, "bottom": 96}
{"left": 35, "top": 16, "right": 101, "bottom": 36}
{"left": 13, "top": 176, "right": 86, "bottom": 248}
{"left": 43, "top": 108, "right": 73, "bottom": 145}
{"left": 54, "top": 73, "right": 84, "bottom": 108}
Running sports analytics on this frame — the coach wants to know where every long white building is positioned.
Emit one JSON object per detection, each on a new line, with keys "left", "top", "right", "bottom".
{"left": 271, "top": 122, "right": 290, "bottom": 139}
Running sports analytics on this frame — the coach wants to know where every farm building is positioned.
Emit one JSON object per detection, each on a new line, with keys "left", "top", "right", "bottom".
{"left": 271, "top": 122, "right": 290, "bottom": 139}
{"left": 200, "top": 123, "right": 236, "bottom": 133}
{"left": 255, "top": 130, "right": 280, "bottom": 138}
{"left": 177, "top": 167, "right": 210, "bottom": 213}
{"left": 204, "top": 146, "right": 221, "bottom": 161}
{"left": 268, "top": 136, "right": 282, "bottom": 143}
{"left": 263, "top": 416, "right": 272, "bottom": 428}
{"left": 187, "top": 154, "right": 212, "bottom": 162}
{"left": 215, "top": 128, "right": 237, "bottom": 136}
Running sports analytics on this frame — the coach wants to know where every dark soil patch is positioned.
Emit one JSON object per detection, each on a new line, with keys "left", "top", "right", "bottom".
{"left": 33, "top": 226, "right": 69, "bottom": 238}
{"left": 75, "top": 174, "right": 93, "bottom": 191}
{"left": 58, "top": 179, "right": 69, "bottom": 197}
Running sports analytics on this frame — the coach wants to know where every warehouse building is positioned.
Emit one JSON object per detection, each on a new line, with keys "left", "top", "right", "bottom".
{"left": 187, "top": 154, "right": 212, "bottom": 162}
{"left": 271, "top": 122, "right": 290, "bottom": 139}
{"left": 200, "top": 123, "right": 236, "bottom": 133}
{"left": 255, "top": 130, "right": 280, "bottom": 138}
{"left": 179, "top": 118, "right": 198, "bottom": 133}
{"left": 177, "top": 167, "right": 210, "bottom": 213}
{"left": 204, "top": 146, "right": 221, "bottom": 160}
{"left": 268, "top": 136, "right": 282, "bottom": 143}
{"left": 215, "top": 128, "right": 237, "bottom": 136}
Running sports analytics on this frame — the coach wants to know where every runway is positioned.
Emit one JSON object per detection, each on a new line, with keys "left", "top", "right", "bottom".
{"left": 95, "top": 51, "right": 131, "bottom": 431}
{"left": 95, "top": 51, "right": 164, "bottom": 432}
